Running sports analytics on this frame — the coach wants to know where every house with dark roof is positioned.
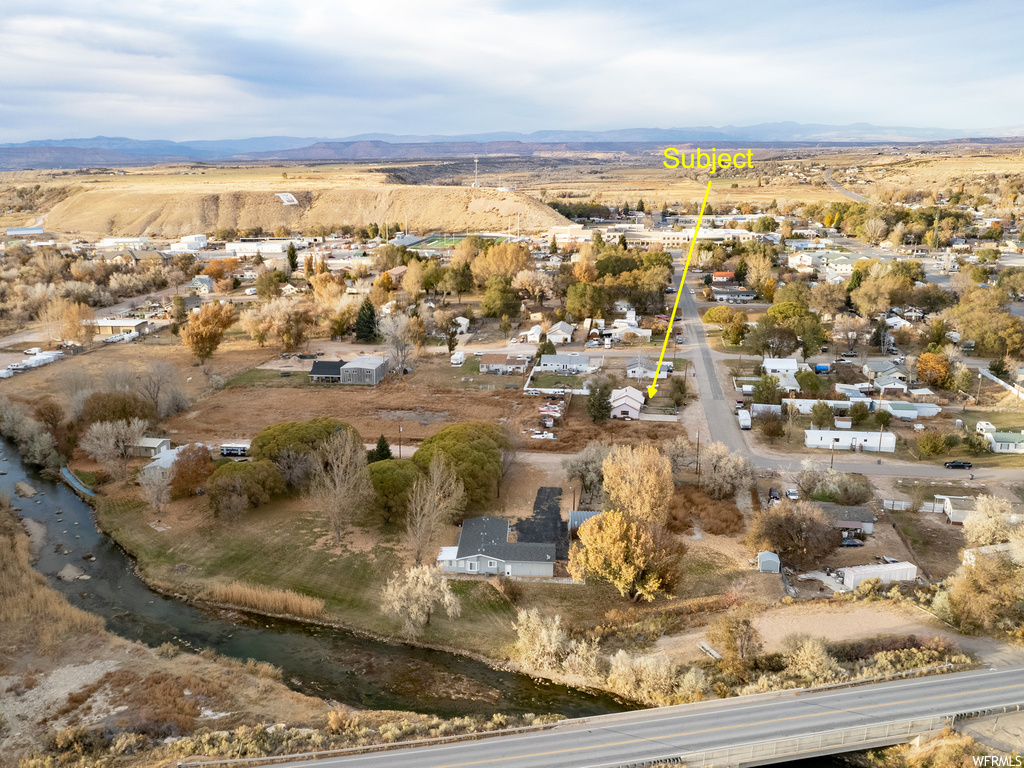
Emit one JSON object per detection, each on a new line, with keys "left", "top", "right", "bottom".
{"left": 437, "top": 516, "right": 556, "bottom": 577}
{"left": 308, "top": 360, "right": 345, "bottom": 382}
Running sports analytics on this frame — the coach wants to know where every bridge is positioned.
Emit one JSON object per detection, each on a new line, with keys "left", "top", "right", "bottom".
{"left": 179, "top": 666, "right": 1024, "bottom": 768}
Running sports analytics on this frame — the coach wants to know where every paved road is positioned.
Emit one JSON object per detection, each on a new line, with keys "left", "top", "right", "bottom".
{"left": 825, "top": 168, "right": 869, "bottom": 202}
{"left": 269, "top": 667, "right": 1024, "bottom": 768}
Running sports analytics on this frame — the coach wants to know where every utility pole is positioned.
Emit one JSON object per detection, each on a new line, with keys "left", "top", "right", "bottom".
{"left": 831, "top": 437, "right": 838, "bottom": 469}
{"left": 695, "top": 430, "right": 701, "bottom": 486}
{"left": 398, "top": 424, "right": 403, "bottom": 459}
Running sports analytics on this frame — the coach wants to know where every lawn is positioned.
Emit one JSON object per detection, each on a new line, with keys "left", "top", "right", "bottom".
{"left": 530, "top": 372, "right": 583, "bottom": 389}
{"left": 96, "top": 492, "right": 518, "bottom": 658}
{"left": 226, "top": 368, "right": 316, "bottom": 387}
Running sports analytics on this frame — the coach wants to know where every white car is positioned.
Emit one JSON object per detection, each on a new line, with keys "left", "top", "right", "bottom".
{"left": 245, "top": 287, "right": 258, "bottom": 295}
{"left": 785, "top": 489, "right": 799, "bottom": 500}
{"left": 24, "top": 347, "right": 41, "bottom": 355}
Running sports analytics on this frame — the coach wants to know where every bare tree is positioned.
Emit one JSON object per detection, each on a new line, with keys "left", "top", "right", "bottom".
{"left": 276, "top": 448, "right": 314, "bottom": 491}
{"left": 79, "top": 418, "right": 148, "bottom": 480}
{"left": 700, "top": 441, "right": 753, "bottom": 500}
{"left": 310, "top": 429, "right": 373, "bottom": 543}
{"left": 103, "top": 366, "right": 137, "bottom": 393}
{"left": 964, "top": 495, "right": 1014, "bottom": 548}
{"left": 136, "top": 360, "right": 178, "bottom": 416}
{"left": 138, "top": 469, "right": 170, "bottom": 515}
{"left": 380, "top": 565, "right": 461, "bottom": 638}
{"left": 405, "top": 453, "right": 466, "bottom": 564}
{"left": 377, "top": 314, "right": 414, "bottom": 374}
{"left": 661, "top": 435, "right": 696, "bottom": 483}
{"left": 54, "top": 367, "right": 94, "bottom": 420}
{"left": 863, "top": 218, "right": 888, "bottom": 244}
{"left": 562, "top": 442, "right": 612, "bottom": 502}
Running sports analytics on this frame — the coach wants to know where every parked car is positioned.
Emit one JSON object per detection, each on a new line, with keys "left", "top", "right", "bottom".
{"left": 586, "top": 340, "right": 599, "bottom": 348}
{"left": 768, "top": 487, "right": 780, "bottom": 502}
{"left": 785, "top": 489, "right": 799, "bottom": 500}
{"left": 840, "top": 351, "right": 858, "bottom": 358}
{"left": 840, "top": 539, "right": 864, "bottom": 547}
{"left": 944, "top": 460, "right": 973, "bottom": 469}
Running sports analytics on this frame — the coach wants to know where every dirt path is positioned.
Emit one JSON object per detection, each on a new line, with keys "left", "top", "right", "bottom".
{"left": 655, "top": 601, "right": 1024, "bottom": 667}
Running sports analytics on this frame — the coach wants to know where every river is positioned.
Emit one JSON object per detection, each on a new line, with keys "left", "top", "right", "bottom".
{"left": 2, "top": 443, "right": 628, "bottom": 719}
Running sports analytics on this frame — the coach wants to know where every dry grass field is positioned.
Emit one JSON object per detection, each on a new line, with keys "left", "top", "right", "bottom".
{"left": 1, "top": 162, "right": 569, "bottom": 236}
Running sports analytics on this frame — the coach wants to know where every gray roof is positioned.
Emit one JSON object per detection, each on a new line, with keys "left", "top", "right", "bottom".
{"left": 864, "top": 360, "right": 905, "bottom": 373}
{"left": 816, "top": 502, "right": 875, "bottom": 524}
{"left": 540, "top": 354, "right": 589, "bottom": 367}
{"left": 455, "top": 516, "right": 556, "bottom": 563}
{"left": 569, "top": 509, "right": 602, "bottom": 532}
{"left": 627, "top": 356, "right": 657, "bottom": 371}
{"left": 309, "top": 360, "right": 344, "bottom": 377}
{"left": 343, "top": 355, "right": 386, "bottom": 369}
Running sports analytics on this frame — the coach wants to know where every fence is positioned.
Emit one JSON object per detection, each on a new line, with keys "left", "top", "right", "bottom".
{"left": 882, "top": 499, "right": 941, "bottom": 514}
{"left": 979, "top": 367, "right": 1024, "bottom": 400}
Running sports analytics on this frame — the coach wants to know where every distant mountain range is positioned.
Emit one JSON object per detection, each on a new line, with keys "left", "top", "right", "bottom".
{"left": 2, "top": 123, "right": 1023, "bottom": 170}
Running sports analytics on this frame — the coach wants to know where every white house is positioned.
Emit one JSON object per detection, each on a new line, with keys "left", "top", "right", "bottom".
{"left": 129, "top": 437, "right": 171, "bottom": 458}
{"left": 935, "top": 495, "right": 976, "bottom": 525}
{"left": 536, "top": 353, "right": 593, "bottom": 374}
{"left": 841, "top": 562, "right": 917, "bottom": 590}
{"left": 454, "top": 316, "right": 471, "bottom": 334}
{"left": 187, "top": 275, "right": 215, "bottom": 294}
{"left": 804, "top": 429, "right": 896, "bottom": 452}
{"left": 437, "top": 517, "right": 555, "bottom": 577}
{"left": 520, "top": 324, "right": 544, "bottom": 343}
{"left": 625, "top": 356, "right": 666, "bottom": 381}
{"left": 610, "top": 325, "right": 652, "bottom": 342}
{"left": 762, "top": 358, "right": 800, "bottom": 376}
{"left": 546, "top": 321, "right": 574, "bottom": 345}
{"left": 610, "top": 386, "right": 645, "bottom": 419}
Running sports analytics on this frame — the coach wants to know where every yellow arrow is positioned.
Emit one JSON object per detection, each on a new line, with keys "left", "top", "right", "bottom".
{"left": 647, "top": 179, "right": 712, "bottom": 399}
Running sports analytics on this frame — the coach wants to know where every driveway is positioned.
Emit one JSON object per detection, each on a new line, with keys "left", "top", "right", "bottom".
{"left": 515, "top": 486, "right": 567, "bottom": 560}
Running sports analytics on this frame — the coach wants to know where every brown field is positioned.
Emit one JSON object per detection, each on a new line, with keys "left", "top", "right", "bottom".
{"left": 165, "top": 371, "right": 523, "bottom": 445}
{"left": 2, "top": 162, "right": 568, "bottom": 237}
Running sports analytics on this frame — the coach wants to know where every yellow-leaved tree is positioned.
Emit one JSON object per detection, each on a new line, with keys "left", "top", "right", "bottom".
{"left": 601, "top": 444, "right": 673, "bottom": 526}
{"left": 568, "top": 510, "right": 683, "bottom": 602}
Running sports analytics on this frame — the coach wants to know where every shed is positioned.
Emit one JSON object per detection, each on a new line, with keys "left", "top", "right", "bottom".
{"left": 130, "top": 437, "right": 171, "bottom": 458}
{"left": 757, "top": 551, "right": 780, "bottom": 573}
{"left": 840, "top": 561, "right": 918, "bottom": 589}
{"left": 569, "top": 510, "right": 602, "bottom": 538}
{"left": 937, "top": 495, "right": 976, "bottom": 525}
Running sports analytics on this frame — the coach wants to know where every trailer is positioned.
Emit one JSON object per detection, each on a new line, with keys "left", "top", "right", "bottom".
{"left": 815, "top": 364, "right": 831, "bottom": 374}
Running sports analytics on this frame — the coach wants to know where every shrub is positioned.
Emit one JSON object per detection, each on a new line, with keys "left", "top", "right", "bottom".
{"left": 916, "top": 432, "right": 949, "bottom": 456}
{"left": 80, "top": 390, "right": 156, "bottom": 426}
{"left": 250, "top": 417, "right": 357, "bottom": 462}
{"left": 412, "top": 422, "right": 509, "bottom": 508}
{"left": 207, "top": 459, "right": 285, "bottom": 513}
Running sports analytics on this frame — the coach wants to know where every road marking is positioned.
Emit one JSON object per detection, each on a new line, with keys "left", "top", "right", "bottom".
{"left": 429, "top": 680, "right": 1024, "bottom": 768}
{"left": 648, "top": 178, "right": 712, "bottom": 398}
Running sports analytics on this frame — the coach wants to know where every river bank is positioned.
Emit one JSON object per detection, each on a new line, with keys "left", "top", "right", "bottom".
{"left": 1, "top": 442, "right": 630, "bottom": 722}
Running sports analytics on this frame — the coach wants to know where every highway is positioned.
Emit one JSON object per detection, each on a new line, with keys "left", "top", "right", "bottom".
{"left": 825, "top": 168, "right": 868, "bottom": 202}
{"left": 265, "top": 667, "right": 1024, "bottom": 768}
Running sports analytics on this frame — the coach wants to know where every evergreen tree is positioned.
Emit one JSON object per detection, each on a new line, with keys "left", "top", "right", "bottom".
{"left": 368, "top": 434, "right": 393, "bottom": 463}
{"left": 253, "top": 250, "right": 264, "bottom": 266}
{"left": 355, "top": 298, "right": 377, "bottom": 342}
{"left": 587, "top": 384, "right": 612, "bottom": 422}
{"left": 621, "top": 201, "right": 630, "bottom": 215}
{"left": 287, "top": 242, "right": 298, "bottom": 272}
{"left": 618, "top": 234, "right": 628, "bottom": 250}
{"left": 637, "top": 199, "right": 645, "bottom": 212}
{"left": 549, "top": 236, "right": 558, "bottom": 255}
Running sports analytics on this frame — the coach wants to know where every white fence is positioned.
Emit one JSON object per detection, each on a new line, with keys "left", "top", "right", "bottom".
{"left": 979, "top": 367, "right": 1024, "bottom": 400}
{"left": 882, "top": 499, "right": 941, "bottom": 514}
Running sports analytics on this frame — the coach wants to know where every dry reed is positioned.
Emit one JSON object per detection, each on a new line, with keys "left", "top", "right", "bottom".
{"left": 201, "top": 581, "right": 325, "bottom": 619}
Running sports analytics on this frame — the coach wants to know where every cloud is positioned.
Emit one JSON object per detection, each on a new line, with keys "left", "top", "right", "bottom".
{"left": 1, "top": 0, "right": 1023, "bottom": 140}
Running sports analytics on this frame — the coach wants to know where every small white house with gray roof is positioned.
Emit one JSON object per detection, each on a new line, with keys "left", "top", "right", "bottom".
{"left": 437, "top": 516, "right": 556, "bottom": 577}
{"left": 536, "top": 353, "right": 594, "bottom": 374}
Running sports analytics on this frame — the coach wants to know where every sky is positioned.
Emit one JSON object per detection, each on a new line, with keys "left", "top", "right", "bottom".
{"left": 3, "top": 0, "right": 1024, "bottom": 142}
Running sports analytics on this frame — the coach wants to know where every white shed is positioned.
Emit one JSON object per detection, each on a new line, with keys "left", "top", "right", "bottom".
{"left": 757, "top": 551, "right": 780, "bottom": 573}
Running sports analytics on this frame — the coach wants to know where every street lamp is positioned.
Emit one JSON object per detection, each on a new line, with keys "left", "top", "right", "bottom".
{"left": 976, "top": 373, "right": 983, "bottom": 405}
{"left": 570, "top": 486, "right": 576, "bottom": 510}
{"left": 398, "top": 425, "right": 403, "bottom": 458}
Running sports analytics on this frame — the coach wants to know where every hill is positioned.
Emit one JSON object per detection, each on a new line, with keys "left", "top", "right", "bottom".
{"left": 43, "top": 184, "right": 570, "bottom": 237}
